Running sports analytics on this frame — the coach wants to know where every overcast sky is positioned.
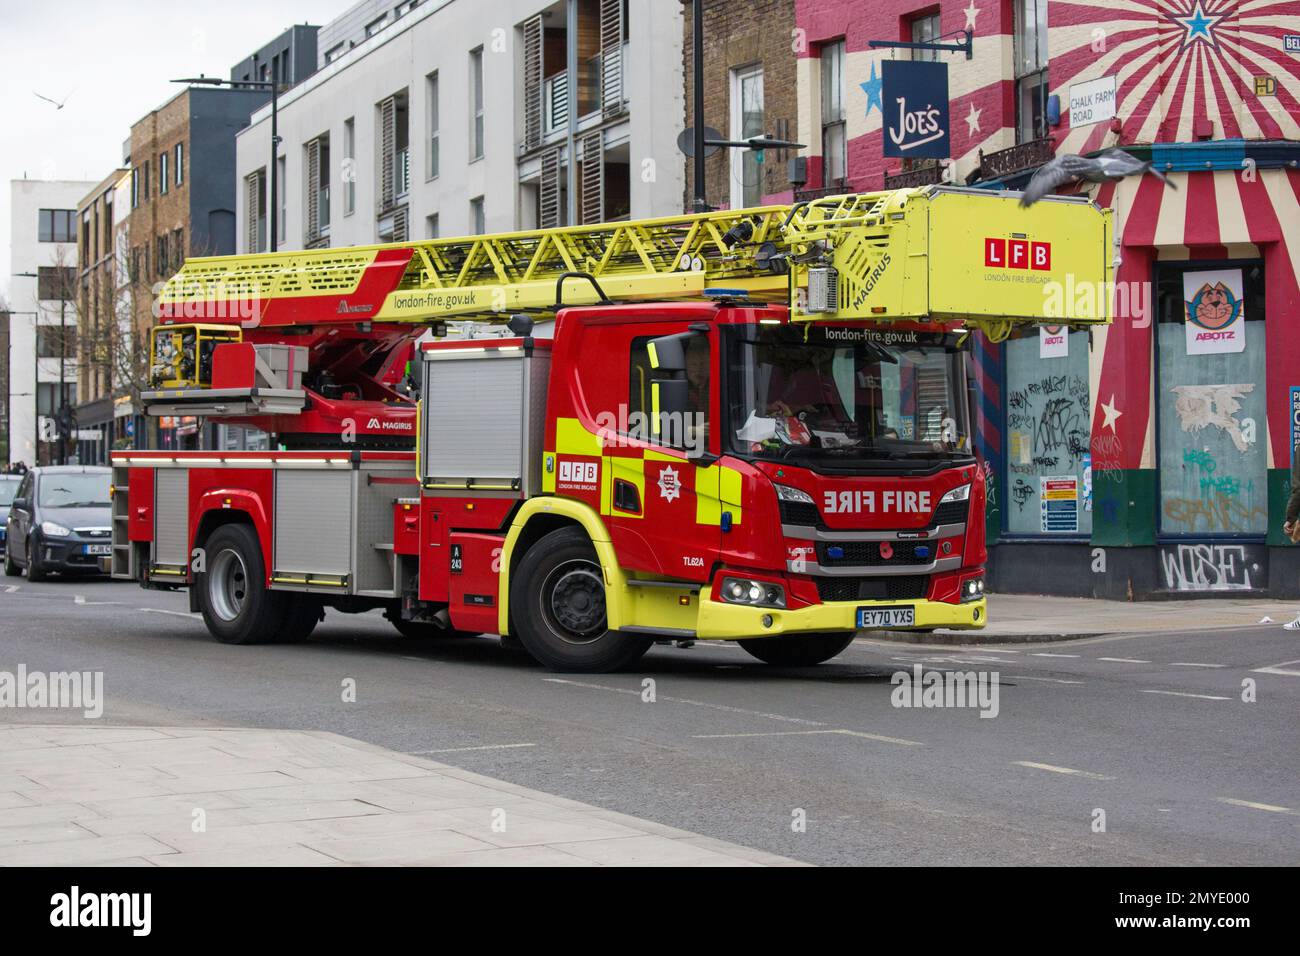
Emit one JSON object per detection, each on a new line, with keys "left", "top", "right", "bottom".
{"left": 0, "top": 0, "right": 334, "bottom": 302}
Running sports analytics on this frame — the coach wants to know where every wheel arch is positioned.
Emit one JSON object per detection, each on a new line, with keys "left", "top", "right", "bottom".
{"left": 192, "top": 490, "right": 272, "bottom": 584}
{"left": 497, "top": 497, "right": 627, "bottom": 636}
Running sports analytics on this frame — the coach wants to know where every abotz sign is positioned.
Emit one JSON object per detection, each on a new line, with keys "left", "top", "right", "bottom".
{"left": 882, "top": 60, "right": 950, "bottom": 159}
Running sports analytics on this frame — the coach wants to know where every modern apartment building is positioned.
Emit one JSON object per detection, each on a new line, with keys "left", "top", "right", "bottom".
{"left": 235, "top": 0, "right": 685, "bottom": 252}
{"left": 231, "top": 23, "right": 320, "bottom": 89}
{"left": 7, "top": 179, "right": 97, "bottom": 467}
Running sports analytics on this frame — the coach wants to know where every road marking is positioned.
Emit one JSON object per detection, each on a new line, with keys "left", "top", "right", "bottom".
{"left": 1217, "top": 797, "right": 1298, "bottom": 816}
{"left": 138, "top": 607, "right": 202, "bottom": 619}
{"left": 3, "top": 585, "right": 19, "bottom": 593}
{"left": 1012, "top": 761, "right": 1114, "bottom": 781}
{"left": 1252, "top": 659, "right": 1300, "bottom": 677}
{"left": 543, "top": 677, "right": 825, "bottom": 726}
{"left": 1007, "top": 675, "right": 1084, "bottom": 684}
{"left": 1098, "top": 657, "right": 1150, "bottom": 664}
{"left": 692, "top": 728, "right": 922, "bottom": 746}
{"left": 408, "top": 743, "right": 537, "bottom": 755}
{"left": 1168, "top": 662, "right": 1227, "bottom": 668}
{"left": 74, "top": 595, "right": 120, "bottom": 606}
{"left": 1140, "top": 689, "right": 1229, "bottom": 701}
{"left": 1030, "top": 652, "right": 1080, "bottom": 658}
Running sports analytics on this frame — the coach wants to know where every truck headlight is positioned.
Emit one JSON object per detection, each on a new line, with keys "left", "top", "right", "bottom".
{"left": 41, "top": 521, "right": 72, "bottom": 537}
{"left": 774, "top": 484, "right": 814, "bottom": 504}
{"left": 962, "top": 576, "right": 985, "bottom": 602}
{"left": 940, "top": 483, "right": 971, "bottom": 504}
{"left": 720, "top": 576, "right": 786, "bottom": 608}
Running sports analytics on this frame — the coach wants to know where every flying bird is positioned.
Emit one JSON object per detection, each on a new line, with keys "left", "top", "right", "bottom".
{"left": 33, "top": 90, "right": 73, "bottom": 110}
{"left": 1019, "top": 148, "right": 1176, "bottom": 207}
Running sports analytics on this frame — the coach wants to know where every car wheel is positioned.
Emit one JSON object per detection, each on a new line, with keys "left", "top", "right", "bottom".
{"left": 509, "top": 526, "right": 652, "bottom": 672}
{"left": 3, "top": 543, "right": 19, "bottom": 577}
{"left": 196, "top": 524, "right": 287, "bottom": 645}
{"left": 739, "top": 632, "right": 855, "bottom": 666}
{"left": 24, "top": 537, "right": 45, "bottom": 582}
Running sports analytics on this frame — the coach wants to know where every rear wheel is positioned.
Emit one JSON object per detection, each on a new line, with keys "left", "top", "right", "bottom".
{"left": 510, "top": 526, "right": 652, "bottom": 672}
{"left": 739, "top": 632, "right": 855, "bottom": 666}
{"left": 278, "top": 596, "right": 323, "bottom": 644}
{"left": 3, "top": 544, "right": 19, "bottom": 577}
{"left": 197, "top": 524, "right": 286, "bottom": 645}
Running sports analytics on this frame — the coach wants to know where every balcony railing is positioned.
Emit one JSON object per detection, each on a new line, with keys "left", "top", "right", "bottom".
{"left": 884, "top": 163, "right": 944, "bottom": 189}
{"left": 975, "top": 138, "right": 1056, "bottom": 181}
{"left": 793, "top": 181, "right": 851, "bottom": 202}
{"left": 544, "top": 72, "right": 569, "bottom": 138}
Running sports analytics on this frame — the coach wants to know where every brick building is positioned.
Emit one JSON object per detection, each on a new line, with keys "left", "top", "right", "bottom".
{"left": 792, "top": 0, "right": 1300, "bottom": 597}
{"left": 683, "top": 0, "right": 799, "bottom": 210}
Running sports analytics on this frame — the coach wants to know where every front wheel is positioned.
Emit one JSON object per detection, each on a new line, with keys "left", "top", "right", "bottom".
{"left": 740, "top": 632, "right": 855, "bottom": 666}
{"left": 24, "top": 537, "right": 45, "bottom": 582}
{"left": 197, "top": 524, "right": 287, "bottom": 645}
{"left": 3, "top": 543, "right": 20, "bottom": 577}
{"left": 510, "top": 526, "right": 652, "bottom": 672}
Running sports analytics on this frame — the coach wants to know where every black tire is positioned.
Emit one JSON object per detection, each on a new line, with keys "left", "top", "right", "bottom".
{"left": 509, "top": 526, "right": 652, "bottom": 672}
{"left": 3, "top": 544, "right": 19, "bottom": 577}
{"left": 739, "top": 631, "right": 855, "bottom": 666}
{"left": 24, "top": 537, "right": 45, "bottom": 582}
{"left": 196, "top": 524, "right": 287, "bottom": 645}
{"left": 277, "top": 596, "right": 323, "bottom": 644}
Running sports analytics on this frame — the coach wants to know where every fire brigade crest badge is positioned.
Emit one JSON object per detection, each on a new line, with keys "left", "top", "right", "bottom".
{"left": 657, "top": 465, "right": 681, "bottom": 503}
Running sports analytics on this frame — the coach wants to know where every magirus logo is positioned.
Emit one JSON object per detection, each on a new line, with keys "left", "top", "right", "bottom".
{"left": 366, "top": 418, "right": 414, "bottom": 431}
{"left": 337, "top": 299, "right": 372, "bottom": 315}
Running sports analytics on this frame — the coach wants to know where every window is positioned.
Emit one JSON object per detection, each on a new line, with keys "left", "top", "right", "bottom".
{"left": 131, "top": 168, "right": 139, "bottom": 209}
{"left": 426, "top": 213, "right": 439, "bottom": 239}
{"left": 278, "top": 155, "right": 287, "bottom": 244}
{"left": 38, "top": 209, "right": 75, "bottom": 243}
{"left": 325, "top": 42, "right": 346, "bottom": 64}
{"left": 1156, "top": 262, "right": 1267, "bottom": 536}
{"left": 246, "top": 169, "right": 267, "bottom": 252}
{"left": 175, "top": 143, "right": 184, "bottom": 186}
{"left": 1004, "top": 329, "right": 1093, "bottom": 536}
{"left": 1014, "top": 0, "right": 1049, "bottom": 142}
{"left": 470, "top": 46, "right": 484, "bottom": 160}
{"left": 470, "top": 196, "right": 485, "bottom": 235}
{"left": 729, "top": 65, "right": 764, "bottom": 208}
{"left": 426, "top": 71, "right": 440, "bottom": 179}
{"left": 343, "top": 118, "right": 356, "bottom": 215}
{"left": 156, "top": 235, "right": 169, "bottom": 277}
{"left": 172, "top": 228, "right": 184, "bottom": 270}
{"left": 37, "top": 382, "right": 75, "bottom": 418}
{"left": 910, "top": 12, "right": 941, "bottom": 62}
{"left": 36, "top": 325, "right": 73, "bottom": 359}
{"left": 629, "top": 333, "right": 711, "bottom": 452}
{"left": 142, "top": 160, "right": 150, "bottom": 200}
{"left": 160, "top": 151, "right": 169, "bottom": 194}
{"left": 36, "top": 266, "right": 74, "bottom": 301}
{"left": 820, "top": 41, "right": 846, "bottom": 186}
{"left": 365, "top": 15, "right": 387, "bottom": 38}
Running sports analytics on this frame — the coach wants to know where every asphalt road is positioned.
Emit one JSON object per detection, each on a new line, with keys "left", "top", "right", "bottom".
{"left": 2, "top": 576, "right": 1297, "bottom": 866}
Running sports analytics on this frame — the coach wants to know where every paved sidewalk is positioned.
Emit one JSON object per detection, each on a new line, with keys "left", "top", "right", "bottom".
{"left": 0, "top": 725, "right": 803, "bottom": 867}
{"left": 880, "top": 593, "right": 1299, "bottom": 644}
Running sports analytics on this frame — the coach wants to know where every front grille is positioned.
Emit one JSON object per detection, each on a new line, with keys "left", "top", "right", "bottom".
{"left": 932, "top": 499, "right": 969, "bottom": 526}
{"left": 816, "top": 540, "right": 934, "bottom": 567}
{"left": 815, "top": 575, "right": 930, "bottom": 602}
{"left": 780, "top": 497, "right": 968, "bottom": 531}
{"left": 778, "top": 500, "right": 821, "bottom": 527}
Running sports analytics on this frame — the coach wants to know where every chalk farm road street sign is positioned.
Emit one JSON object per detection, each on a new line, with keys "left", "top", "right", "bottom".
{"left": 1069, "top": 75, "right": 1117, "bottom": 128}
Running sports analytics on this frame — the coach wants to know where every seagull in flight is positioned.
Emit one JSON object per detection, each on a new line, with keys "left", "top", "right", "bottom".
{"left": 1020, "top": 147, "right": 1175, "bottom": 207}
{"left": 33, "top": 90, "right": 74, "bottom": 110}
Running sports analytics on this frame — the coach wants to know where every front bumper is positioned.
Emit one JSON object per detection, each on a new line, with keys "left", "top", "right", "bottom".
{"left": 695, "top": 595, "right": 986, "bottom": 640}
{"left": 33, "top": 535, "right": 112, "bottom": 573}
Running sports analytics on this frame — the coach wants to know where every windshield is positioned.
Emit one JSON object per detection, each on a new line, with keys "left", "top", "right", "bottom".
{"left": 724, "top": 325, "right": 973, "bottom": 468}
{"left": 0, "top": 478, "right": 18, "bottom": 506}
{"left": 37, "top": 472, "right": 111, "bottom": 509}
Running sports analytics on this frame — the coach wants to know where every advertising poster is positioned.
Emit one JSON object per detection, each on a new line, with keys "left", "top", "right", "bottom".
{"left": 1183, "top": 268, "right": 1246, "bottom": 355}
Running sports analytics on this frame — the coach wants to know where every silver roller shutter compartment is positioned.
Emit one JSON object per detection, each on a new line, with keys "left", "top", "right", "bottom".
{"left": 274, "top": 470, "right": 354, "bottom": 577}
{"left": 424, "top": 355, "right": 525, "bottom": 484}
{"left": 153, "top": 470, "right": 190, "bottom": 567}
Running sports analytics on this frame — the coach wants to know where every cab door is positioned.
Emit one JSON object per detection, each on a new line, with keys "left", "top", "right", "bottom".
{"left": 602, "top": 323, "right": 721, "bottom": 582}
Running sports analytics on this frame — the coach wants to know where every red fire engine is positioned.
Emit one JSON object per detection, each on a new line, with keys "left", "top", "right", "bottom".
{"left": 110, "top": 188, "right": 1112, "bottom": 670}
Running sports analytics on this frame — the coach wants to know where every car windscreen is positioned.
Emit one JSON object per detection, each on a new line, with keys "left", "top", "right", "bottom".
{"left": 37, "top": 473, "right": 111, "bottom": 509}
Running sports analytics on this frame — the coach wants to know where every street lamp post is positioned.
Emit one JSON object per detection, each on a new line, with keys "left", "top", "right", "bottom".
{"left": 172, "top": 75, "right": 280, "bottom": 252}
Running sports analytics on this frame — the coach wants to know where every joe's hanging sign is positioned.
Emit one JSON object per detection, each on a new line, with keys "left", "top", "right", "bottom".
{"left": 882, "top": 60, "right": 951, "bottom": 159}
{"left": 1183, "top": 268, "right": 1246, "bottom": 355}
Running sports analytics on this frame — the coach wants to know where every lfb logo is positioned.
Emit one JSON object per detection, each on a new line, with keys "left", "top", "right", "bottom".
{"left": 558, "top": 459, "right": 598, "bottom": 485}
{"left": 985, "top": 237, "right": 1051, "bottom": 271}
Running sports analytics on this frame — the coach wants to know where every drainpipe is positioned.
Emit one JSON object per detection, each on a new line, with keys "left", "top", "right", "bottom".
{"left": 566, "top": 0, "right": 578, "bottom": 226}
